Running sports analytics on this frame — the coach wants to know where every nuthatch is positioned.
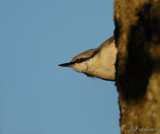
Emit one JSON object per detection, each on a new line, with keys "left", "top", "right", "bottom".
{"left": 59, "top": 36, "right": 117, "bottom": 81}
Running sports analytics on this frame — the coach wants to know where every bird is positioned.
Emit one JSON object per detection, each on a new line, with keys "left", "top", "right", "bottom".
{"left": 59, "top": 36, "right": 117, "bottom": 81}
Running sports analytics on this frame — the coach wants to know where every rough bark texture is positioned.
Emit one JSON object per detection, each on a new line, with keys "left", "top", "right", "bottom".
{"left": 114, "top": 0, "right": 160, "bottom": 133}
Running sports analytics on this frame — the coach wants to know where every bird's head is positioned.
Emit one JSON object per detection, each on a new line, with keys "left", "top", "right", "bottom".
{"left": 59, "top": 49, "right": 99, "bottom": 76}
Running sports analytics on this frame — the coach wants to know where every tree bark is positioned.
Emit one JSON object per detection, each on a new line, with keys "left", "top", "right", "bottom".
{"left": 114, "top": 0, "right": 160, "bottom": 133}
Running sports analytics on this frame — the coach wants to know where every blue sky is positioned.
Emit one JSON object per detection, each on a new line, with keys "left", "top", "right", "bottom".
{"left": 0, "top": 0, "right": 120, "bottom": 134}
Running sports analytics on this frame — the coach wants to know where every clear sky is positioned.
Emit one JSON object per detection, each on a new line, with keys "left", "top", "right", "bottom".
{"left": 0, "top": 0, "right": 120, "bottom": 134}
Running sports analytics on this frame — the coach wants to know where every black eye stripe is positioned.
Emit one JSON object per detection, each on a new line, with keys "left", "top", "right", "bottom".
{"left": 76, "top": 58, "right": 87, "bottom": 63}
{"left": 73, "top": 49, "right": 99, "bottom": 64}
{"left": 59, "top": 48, "right": 100, "bottom": 67}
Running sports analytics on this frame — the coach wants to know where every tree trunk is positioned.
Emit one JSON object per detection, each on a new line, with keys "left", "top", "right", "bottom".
{"left": 114, "top": 0, "right": 160, "bottom": 133}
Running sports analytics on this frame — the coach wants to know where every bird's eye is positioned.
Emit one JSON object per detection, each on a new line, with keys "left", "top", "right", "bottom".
{"left": 77, "top": 58, "right": 84, "bottom": 63}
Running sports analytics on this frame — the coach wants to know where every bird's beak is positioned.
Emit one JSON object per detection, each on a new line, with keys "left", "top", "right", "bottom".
{"left": 58, "top": 62, "right": 73, "bottom": 67}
